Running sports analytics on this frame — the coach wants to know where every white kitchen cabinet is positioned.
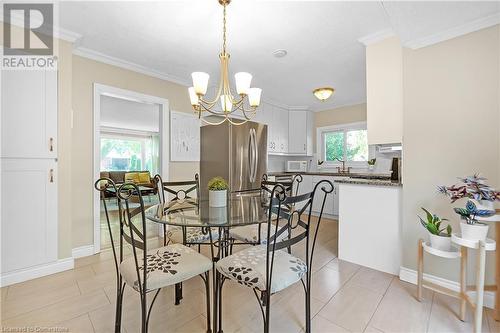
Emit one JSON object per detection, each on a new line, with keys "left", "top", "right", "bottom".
{"left": 288, "top": 110, "right": 314, "bottom": 156}
{"left": 1, "top": 69, "right": 59, "bottom": 285}
{"left": 312, "top": 176, "right": 334, "bottom": 216}
{"left": 1, "top": 158, "right": 58, "bottom": 273}
{"left": 366, "top": 36, "right": 403, "bottom": 145}
{"left": 1, "top": 70, "right": 57, "bottom": 159}
{"left": 266, "top": 104, "right": 289, "bottom": 155}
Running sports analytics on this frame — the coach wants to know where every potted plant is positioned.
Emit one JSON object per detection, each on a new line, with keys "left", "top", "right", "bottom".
{"left": 438, "top": 174, "right": 500, "bottom": 210}
{"left": 208, "top": 176, "right": 228, "bottom": 207}
{"left": 367, "top": 158, "right": 376, "bottom": 171}
{"left": 418, "top": 207, "right": 452, "bottom": 251}
{"left": 453, "top": 200, "right": 494, "bottom": 241}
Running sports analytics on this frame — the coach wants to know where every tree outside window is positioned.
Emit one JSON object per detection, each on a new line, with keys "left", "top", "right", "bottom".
{"left": 322, "top": 125, "right": 368, "bottom": 164}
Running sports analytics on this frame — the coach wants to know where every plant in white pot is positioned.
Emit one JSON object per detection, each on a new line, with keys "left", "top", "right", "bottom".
{"left": 208, "top": 177, "right": 228, "bottom": 208}
{"left": 453, "top": 200, "right": 494, "bottom": 241}
{"left": 367, "top": 158, "right": 376, "bottom": 171}
{"left": 418, "top": 207, "right": 452, "bottom": 251}
{"left": 439, "top": 174, "right": 499, "bottom": 240}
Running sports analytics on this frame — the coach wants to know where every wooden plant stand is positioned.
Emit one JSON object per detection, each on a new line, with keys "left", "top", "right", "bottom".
{"left": 417, "top": 235, "right": 496, "bottom": 333}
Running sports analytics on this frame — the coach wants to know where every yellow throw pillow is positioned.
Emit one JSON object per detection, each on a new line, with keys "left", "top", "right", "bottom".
{"left": 138, "top": 172, "right": 150, "bottom": 183}
{"left": 124, "top": 172, "right": 140, "bottom": 183}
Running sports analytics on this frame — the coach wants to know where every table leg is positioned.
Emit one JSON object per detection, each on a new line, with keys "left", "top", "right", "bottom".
{"left": 495, "top": 224, "right": 500, "bottom": 321}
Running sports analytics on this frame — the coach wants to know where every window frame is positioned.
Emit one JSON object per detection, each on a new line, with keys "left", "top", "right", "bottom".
{"left": 316, "top": 121, "right": 368, "bottom": 168}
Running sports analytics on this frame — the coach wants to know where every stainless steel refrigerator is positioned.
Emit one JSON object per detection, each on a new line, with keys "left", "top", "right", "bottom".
{"left": 200, "top": 120, "right": 268, "bottom": 199}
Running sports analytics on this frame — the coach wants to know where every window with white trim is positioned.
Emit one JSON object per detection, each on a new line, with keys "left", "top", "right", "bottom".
{"left": 317, "top": 122, "right": 368, "bottom": 166}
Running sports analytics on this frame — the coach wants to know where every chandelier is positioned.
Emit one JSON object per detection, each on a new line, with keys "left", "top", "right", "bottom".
{"left": 188, "top": 0, "right": 262, "bottom": 125}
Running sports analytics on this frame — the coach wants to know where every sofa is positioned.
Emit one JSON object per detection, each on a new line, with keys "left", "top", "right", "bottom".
{"left": 100, "top": 170, "right": 157, "bottom": 197}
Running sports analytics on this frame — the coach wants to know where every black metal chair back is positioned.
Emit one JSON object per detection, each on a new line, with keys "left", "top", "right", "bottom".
{"left": 153, "top": 174, "right": 200, "bottom": 207}
{"left": 265, "top": 179, "right": 334, "bottom": 292}
{"left": 260, "top": 174, "right": 302, "bottom": 208}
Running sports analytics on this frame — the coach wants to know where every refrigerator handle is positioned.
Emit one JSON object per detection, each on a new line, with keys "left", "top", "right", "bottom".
{"left": 253, "top": 129, "right": 258, "bottom": 183}
{"left": 248, "top": 128, "right": 257, "bottom": 183}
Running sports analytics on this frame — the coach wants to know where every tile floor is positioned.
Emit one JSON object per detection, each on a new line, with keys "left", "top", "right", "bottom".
{"left": 1, "top": 218, "right": 497, "bottom": 332}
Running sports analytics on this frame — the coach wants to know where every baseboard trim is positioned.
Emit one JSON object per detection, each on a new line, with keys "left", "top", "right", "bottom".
{"left": 72, "top": 245, "right": 95, "bottom": 259}
{"left": 399, "top": 266, "right": 495, "bottom": 309}
{"left": 0, "top": 258, "right": 74, "bottom": 287}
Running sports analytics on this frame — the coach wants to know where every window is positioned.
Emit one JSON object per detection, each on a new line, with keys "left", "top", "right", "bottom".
{"left": 100, "top": 131, "right": 160, "bottom": 174}
{"left": 318, "top": 122, "right": 368, "bottom": 166}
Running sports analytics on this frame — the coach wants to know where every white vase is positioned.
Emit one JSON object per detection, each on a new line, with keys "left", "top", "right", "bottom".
{"left": 209, "top": 190, "right": 227, "bottom": 207}
{"left": 460, "top": 221, "right": 489, "bottom": 241}
{"left": 470, "top": 199, "right": 494, "bottom": 211}
{"left": 429, "top": 233, "right": 452, "bottom": 251}
{"left": 209, "top": 206, "right": 227, "bottom": 224}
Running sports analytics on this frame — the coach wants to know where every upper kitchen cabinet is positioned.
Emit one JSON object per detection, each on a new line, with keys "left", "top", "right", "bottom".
{"left": 288, "top": 110, "right": 314, "bottom": 156}
{"left": 366, "top": 36, "right": 403, "bottom": 145}
{"left": 265, "top": 104, "right": 289, "bottom": 155}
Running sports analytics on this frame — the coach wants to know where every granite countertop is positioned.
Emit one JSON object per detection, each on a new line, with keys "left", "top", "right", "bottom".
{"left": 267, "top": 171, "right": 402, "bottom": 187}
{"left": 267, "top": 171, "right": 392, "bottom": 178}
{"left": 335, "top": 178, "right": 402, "bottom": 187}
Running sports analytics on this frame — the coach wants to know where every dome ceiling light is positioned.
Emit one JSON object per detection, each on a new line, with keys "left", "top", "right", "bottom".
{"left": 313, "top": 87, "right": 335, "bottom": 102}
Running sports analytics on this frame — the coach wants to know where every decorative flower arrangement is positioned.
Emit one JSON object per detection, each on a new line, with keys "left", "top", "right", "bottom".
{"left": 453, "top": 200, "right": 494, "bottom": 225}
{"left": 438, "top": 174, "right": 500, "bottom": 203}
{"left": 208, "top": 176, "right": 228, "bottom": 208}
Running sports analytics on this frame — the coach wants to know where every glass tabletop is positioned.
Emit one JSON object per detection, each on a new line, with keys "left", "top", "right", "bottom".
{"left": 145, "top": 194, "right": 269, "bottom": 227}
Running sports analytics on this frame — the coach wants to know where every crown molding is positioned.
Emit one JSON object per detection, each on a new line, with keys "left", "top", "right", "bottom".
{"left": 404, "top": 12, "right": 500, "bottom": 50}
{"left": 313, "top": 100, "right": 366, "bottom": 113}
{"left": 73, "top": 47, "right": 191, "bottom": 86}
{"left": 358, "top": 29, "right": 396, "bottom": 46}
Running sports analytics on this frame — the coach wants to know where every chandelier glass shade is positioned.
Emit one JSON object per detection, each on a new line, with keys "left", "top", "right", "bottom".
{"left": 188, "top": 0, "right": 262, "bottom": 125}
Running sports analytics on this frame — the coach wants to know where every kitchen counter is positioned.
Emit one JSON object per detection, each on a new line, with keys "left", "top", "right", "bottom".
{"left": 335, "top": 178, "right": 402, "bottom": 187}
{"left": 268, "top": 171, "right": 392, "bottom": 178}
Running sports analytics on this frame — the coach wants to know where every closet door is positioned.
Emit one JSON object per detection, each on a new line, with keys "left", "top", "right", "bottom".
{"left": 1, "top": 70, "right": 57, "bottom": 158}
{"left": 1, "top": 158, "right": 58, "bottom": 273}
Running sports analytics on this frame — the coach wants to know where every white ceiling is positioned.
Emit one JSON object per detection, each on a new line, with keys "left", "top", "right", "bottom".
{"left": 59, "top": 1, "right": 500, "bottom": 111}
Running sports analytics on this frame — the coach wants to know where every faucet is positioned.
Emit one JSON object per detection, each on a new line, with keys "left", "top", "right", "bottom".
{"left": 335, "top": 158, "right": 351, "bottom": 174}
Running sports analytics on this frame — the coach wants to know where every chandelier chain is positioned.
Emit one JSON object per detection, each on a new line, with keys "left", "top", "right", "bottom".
{"left": 222, "top": 3, "right": 227, "bottom": 55}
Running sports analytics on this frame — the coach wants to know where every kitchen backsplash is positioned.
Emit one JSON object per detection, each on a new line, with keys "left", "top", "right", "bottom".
{"left": 268, "top": 145, "right": 402, "bottom": 175}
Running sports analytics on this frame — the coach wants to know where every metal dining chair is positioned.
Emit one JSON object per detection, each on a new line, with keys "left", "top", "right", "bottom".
{"left": 95, "top": 178, "right": 212, "bottom": 333}
{"left": 153, "top": 174, "right": 219, "bottom": 249}
{"left": 228, "top": 174, "right": 302, "bottom": 250}
{"left": 215, "top": 179, "right": 334, "bottom": 333}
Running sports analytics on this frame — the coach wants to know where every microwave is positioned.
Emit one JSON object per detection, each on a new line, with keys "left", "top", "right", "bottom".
{"left": 287, "top": 161, "right": 308, "bottom": 173}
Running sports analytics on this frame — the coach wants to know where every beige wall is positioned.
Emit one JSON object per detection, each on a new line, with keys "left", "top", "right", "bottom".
{"left": 402, "top": 25, "right": 500, "bottom": 282}
{"left": 313, "top": 103, "right": 367, "bottom": 152}
{"left": 72, "top": 56, "right": 199, "bottom": 248}
{"left": 58, "top": 40, "right": 73, "bottom": 258}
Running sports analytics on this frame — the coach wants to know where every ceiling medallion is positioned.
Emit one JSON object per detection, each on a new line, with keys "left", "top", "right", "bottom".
{"left": 313, "top": 87, "right": 335, "bottom": 102}
{"left": 188, "top": 0, "right": 262, "bottom": 125}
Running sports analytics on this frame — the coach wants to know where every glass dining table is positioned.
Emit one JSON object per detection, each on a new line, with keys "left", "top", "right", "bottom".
{"left": 145, "top": 193, "right": 269, "bottom": 333}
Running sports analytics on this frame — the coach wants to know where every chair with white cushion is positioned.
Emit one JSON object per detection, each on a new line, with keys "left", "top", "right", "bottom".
{"left": 154, "top": 174, "right": 219, "bottom": 248}
{"left": 228, "top": 174, "right": 302, "bottom": 251}
{"left": 215, "top": 179, "right": 333, "bottom": 333}
{"left": 95, "top": 179, "right": 212, "bottom": 333}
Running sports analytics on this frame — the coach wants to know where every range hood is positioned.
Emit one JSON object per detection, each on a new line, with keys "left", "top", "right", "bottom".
{"left": 378, "top": 143, "right": 402, "bottom": 153}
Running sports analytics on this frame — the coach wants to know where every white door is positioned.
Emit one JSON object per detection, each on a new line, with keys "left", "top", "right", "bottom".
{"left": 277, "top": 108, "right": 289, "bottom": 153}
{"left": 288, "top": 111, "right": 307, "bottom": 154}
{"left": 312, "top": 176, "right": 334, "bottom": 215}
{"left": 1, "top": 70, "right": 57, "bottom": 159}
{"left": 1, "top": 158, "right": 58, "bottom": 273}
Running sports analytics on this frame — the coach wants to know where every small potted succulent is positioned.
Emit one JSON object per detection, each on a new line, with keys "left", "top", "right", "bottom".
{"left": 367, "top": 158, "right": 376, "bottom": 171}
{"left": 208, "top": 176, "right": 228, "bottom": 207}
{"left": 418, "top": 207, "right": 452, "bottom": 251}
{"left": 438, "top": 174, "right": 500, "bottom": 210}
{"left": 453, "top": 200, "right": 494, "bottom": 241}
